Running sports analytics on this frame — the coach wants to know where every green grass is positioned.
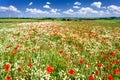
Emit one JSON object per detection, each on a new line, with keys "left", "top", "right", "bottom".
{"left": 95, "top": 19, "right": 120, "bottom": 23}
{"left": 0, "top": 23, "right": 16, "bottom": 29}
{"left": 95, "top": 20, "right": 120, "bottom": 28}
{"left": 0, "top": 18, "right": 41, "bottom": 23}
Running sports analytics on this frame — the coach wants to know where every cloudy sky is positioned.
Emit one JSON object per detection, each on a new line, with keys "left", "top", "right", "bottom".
{"left": 0, "top": 0, "right": 120, "bottom": 18}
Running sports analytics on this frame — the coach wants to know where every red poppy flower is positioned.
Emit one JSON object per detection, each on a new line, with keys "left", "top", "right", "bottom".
{"left": 26, "top": 55, "right": 30, "bottom": 60}
{"left": 59, "top": 50, "right": 63, "bottom": 54}
{"left": 17, "top": 67, "right": 22, "bottom": 71}
{"left": 104, "top": 56, "right": 107, "bottom": 60}
{"left": 63, "top": 38, "right": 67, "bottom": 42}
{"left": 6, "top": 45, "right": 11, "bottom": 49}
{"left": 68, "top": 69, "right": 74, "bottom": 76}
{"left": 95, "top": 71, "right": 100, "bottom": 75}
{"left": 80, "top": 59, "right": 84, "bottom": 64}
{"left": 113, "top": 69, "right": 120, "bottom": 74}
{"left": 110, "top": 52, "right": 116, "bottom": 57}
{"left": 106, "top": 65, "right": 111, "bottom": 69}
{"left": 14, "top": 45, "right": 20, "bottom": 50}
{"left": 46, "top": 66, "right": 54, "bottom": 74}
{"left": 103, "top": 37, "right": 107, "bottom": 40}
{"left": 12, "top": 49, "right": 17, "bottom": 54}
{"left": 107, "top": 76, "right": 113, "bottom": 80}
{"left": 28, "top": 62, "right": 33, "bottom": 68}
{"left": 67, "top": 58, "right": 71, "bottom": 62}
{"left": 88, "top": 75, "right": 94, "bottom": 80}
{"left": 86, "top": 63, "right": 90, "bottom": 67}
{"left": 5, "top": 76, "right": 11, "bottom": 80}
{"left": 98, "top": 63, "right": 102, "bottom": 68}
{"left": 4, "top": 63, "right": 11, "bottom": 71}
{"left": 89, "top": 53, "right": 92, "bottom": 57}
{"left": 115, "top": 60, "right": 119, "bottom": 65}
{"left": 118, "top": 48, "right": 120, "bottom": 52}
{"left": 101, "top": 51, "right": 104, "bottom": 55}
{"left": 111, "top": 61, "right": 115, "bottom": 65}
{"left": 65, "top": 53, "right": 68, "bottom": 57}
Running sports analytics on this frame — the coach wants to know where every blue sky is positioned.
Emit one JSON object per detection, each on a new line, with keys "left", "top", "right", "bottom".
{"left": 0, "top": 0, "right": 120, "bottom": 17}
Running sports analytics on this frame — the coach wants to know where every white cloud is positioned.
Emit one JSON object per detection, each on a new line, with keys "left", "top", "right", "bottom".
{"left": 43, "top": 5, "right": 51, "bottom": 9}
{"left": 99, "top": 10, "right": 105, "bottom": 15}
{"left": 91, "top": 1, "right": 102, "bottom": 8}
{"left": 102, "top": 6, "right": 106, "bottom": 9}
{"left": 78, "top": 7, "right": 98, "bottom": 14}
{"left": 73, "top": 6, "right": 80, "bottom": 9}
{"left": 25, "top": 8, "right": 61, "bottom": 17}
{"left": 43, "top": 2, "right": 51, "bottom": 9}
{"left": 74, "top": 1, "right": 81, "bottom": 5}
{"left": 50, "top": 9, "right": 60, "bottom": 15}
{"left": 50, "top": 9, "right": 57, "bottom": 13}
{"left": 107, "top": 5, "right": 120, "bottom": 16}
{"left": 63, "top": 9, "right": 74, "bottom": 14}
{"left": 0, "top": 5, "right": 21, "bottom": 13}
{"left": 28, "top": 2, "right": 33, "bottom": 6}
{"left": 107, "top": 5, "right": 120, "bottom": 14}
{"left": 46, "top": 2, "right": 51, "bottom": 5}
{"left": 26, "top": 8, "right": 49, "bottom": 14}
{"left": 0, "top": 6, "right": 8, "bottom": 11}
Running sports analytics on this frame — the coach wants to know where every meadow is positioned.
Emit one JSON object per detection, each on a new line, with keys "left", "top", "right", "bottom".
{"left": 0, "top": 19, "right": 120, "bottom": 80}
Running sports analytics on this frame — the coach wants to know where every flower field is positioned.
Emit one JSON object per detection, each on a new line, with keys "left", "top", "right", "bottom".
{"left": 0, "top": 20, "right": 120, "bottom": 80}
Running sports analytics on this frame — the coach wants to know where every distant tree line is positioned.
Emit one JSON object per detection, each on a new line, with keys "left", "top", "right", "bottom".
{"left": 0, "top": 17, "right": 120, "bottom": 22}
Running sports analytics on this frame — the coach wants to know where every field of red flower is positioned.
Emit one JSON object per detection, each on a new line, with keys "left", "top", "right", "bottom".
{"left": 0, "top": 20, "right": 120, "bottom": 80}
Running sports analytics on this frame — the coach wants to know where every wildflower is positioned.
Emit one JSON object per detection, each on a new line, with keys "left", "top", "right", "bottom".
{"left": 95, "top": 71, "right": 100, "bottom": 75}
{"left": 63, "top": 38, "right": 67, "bottom": 42}
{"left": 106, "top": 65, "right": 111, "bottom": 69}
{"left": 104, "top": 56, "right": 107, "bottom": 61}
{"left": 28, "top": 62, "right": 33, "bottom": 68}
{"left": 17, "top": 67, "right": 22, "bottom": 71}
{"left": 115, "top": 60, "right": 119, "bottom": 65}
{"left": 6, "top": 45, "right": 11, "bottom": 49}
{"left": 88, "top": 75, "right": 94, "bottom": 80}
{"left": 101, "top": 51, "right": 104, "bottom": 55}
{"left": 46, "top": 66, "right": 54, "bottom": 74}
{"left": 68, "top": 69, "right": 74, "bottom": 76}
{"left": 59, "top": 50, "right": 63, "bottom": 54}
{"left": 4, "top": 63, "right": 11, "bottom": 71}
{"left": 110, "top": 52, "right": 116, "bottom": 57}
{"left": 86, "top": 63, "right": 90, "bottom": 68}
{"left": 14, "top": 45, "right": 20, "bottom": 50}
{"left": 103, "top": 37, "right": 107, "bottom": 40}
{"left": 113, "top": 69, "right": 120, "bottom": 74}
{"left": 89, "top": 53, "right": 92, "bottom": 58}
{"left": 54, "top": 32, "right": 57, "bottom": 36}
{"left": 12, "top": 49, "right": 17, "bottom": 54}
{"left": 107, "top": 76, "right": 113, "bottom": 80}
{"left": 67, "top": 58, "right": 71, "bottom": 62}
{"left": 118, "top": 48, "right": 120, "bottom": 52}
{"left": 65, "top": 53, "right": 68, "bottom": 57}
{"left": 98, "top": 63, "right": 102, "bottom": 68}
{"left": 12, "top": 45, "right": 21, "bottom": 54}
{"left": 5, "top": 76, "right": 11, "bottom": 80}
{"left": 26, "top": 55, "right": 30, "bottom": 60}
{"left": 111, "top": 61, "right": 115, "bottom": 65}
{"left": 80, "top": 59, "right": 84, "bottom": 64}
